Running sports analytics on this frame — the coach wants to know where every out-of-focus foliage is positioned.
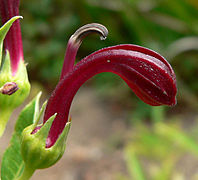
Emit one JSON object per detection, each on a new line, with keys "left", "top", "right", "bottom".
{"left": 117, "top": 109, "right": 198, "bottom": 180}
{"left": 117, "top": 122, "right": 198, "bottom": 180}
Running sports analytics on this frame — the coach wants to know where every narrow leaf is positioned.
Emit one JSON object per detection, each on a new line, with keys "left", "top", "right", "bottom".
{"left": 125, "top": 145, "right": 146, "bottom": 180}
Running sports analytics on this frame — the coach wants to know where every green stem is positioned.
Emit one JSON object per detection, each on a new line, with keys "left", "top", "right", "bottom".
{"left": 0, "top": 109, "right": 12, "bottom": 137}
{"left": 16, "top": 165, "right": 35, "bottom": 180}
{"left": 151, "top": 106, "right": 165, "bottom": 123}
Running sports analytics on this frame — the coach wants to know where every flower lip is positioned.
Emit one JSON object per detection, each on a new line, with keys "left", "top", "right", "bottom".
{"left": 78, "top": 48, "right": 177, "bottom": 106}
{"left": 86, "top": 44, "right": 176, "bottom": 81}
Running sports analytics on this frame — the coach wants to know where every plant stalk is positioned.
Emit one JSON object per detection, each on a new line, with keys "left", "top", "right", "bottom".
{"left": 16, "top": 165, "right": 35, "bottom": 180}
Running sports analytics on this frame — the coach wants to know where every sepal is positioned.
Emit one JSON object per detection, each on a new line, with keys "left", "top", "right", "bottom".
{"left": 0, "top": 52, "right": 30, "bottom": 136}
{"left": 21, "top": 115, "right": 71, "bottom": 169}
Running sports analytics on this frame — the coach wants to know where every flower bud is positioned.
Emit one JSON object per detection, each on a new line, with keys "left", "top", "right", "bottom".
{"left": 0, "top": 17, "right": 30, "bottom": 136}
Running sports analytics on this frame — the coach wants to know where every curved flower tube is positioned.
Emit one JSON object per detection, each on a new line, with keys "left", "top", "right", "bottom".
{"left": 40, "top": 24, "right": 177, "bottom": 148}
{"left": 0, "top": 0, "right": 23, "bottom": 75}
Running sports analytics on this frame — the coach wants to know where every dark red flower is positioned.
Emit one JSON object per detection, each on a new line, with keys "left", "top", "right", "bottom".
{"left": 38, "top": 23, "right": 177, "bottom": 148}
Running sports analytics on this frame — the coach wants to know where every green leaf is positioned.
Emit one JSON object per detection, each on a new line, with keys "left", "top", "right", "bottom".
{"left": 1, "top": 92, "right": 42, "bottom": 180}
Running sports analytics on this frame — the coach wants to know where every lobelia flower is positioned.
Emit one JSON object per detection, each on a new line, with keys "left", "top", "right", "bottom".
{"left": 0, "top": 0, "right": 30, "bottom": 136}
{"left": 21, "top": 23, "right": 177, "bottom": 172}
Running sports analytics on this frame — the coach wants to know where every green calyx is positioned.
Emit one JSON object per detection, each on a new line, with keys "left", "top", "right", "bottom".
{"left": 21, "top": 113, "right": 71, "bottom": 170}
{"left": 0, "top": 51, "right": 30, "bottom": 136}
{"left": 0, "top": 16, "right": 30, "bottom": 136}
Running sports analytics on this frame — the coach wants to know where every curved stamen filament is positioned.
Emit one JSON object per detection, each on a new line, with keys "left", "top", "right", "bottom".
{"left": 60, "top": 23, "right": 108, "bottom": 80}
{"left": 70, "top": 23, "right": 108, "bottom": 45}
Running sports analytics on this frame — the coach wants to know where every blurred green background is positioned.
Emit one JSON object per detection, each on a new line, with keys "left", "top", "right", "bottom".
{"left": 7, "top": 0, "right": 198, "bottom": 179}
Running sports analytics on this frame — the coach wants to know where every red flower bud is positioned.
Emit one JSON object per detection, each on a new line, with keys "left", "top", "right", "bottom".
{"left": 0, "top": 0, "right": 23, "bottom": 75}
